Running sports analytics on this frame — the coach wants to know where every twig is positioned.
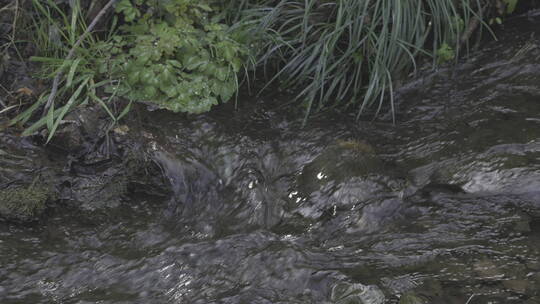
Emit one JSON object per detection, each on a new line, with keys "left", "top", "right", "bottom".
{"left": 0, "top": 105, "right": 17, "bottom": 115}
{"left": 465, "top": 294, "right": 476, "bottom": 304}
{"left": 42, "top": 0, "right": 117, "bottom": 116}
{"left": 0, "top": 0, "right": 18, "bottom": 52}
{"left": 458, "top": 4, "right": 487, "bottom": 52}
{"left": 11, "top": 0, "right": 20, "bottom": 45}
{"left": 0, "top": 0, "right": 16, "bottom": 13}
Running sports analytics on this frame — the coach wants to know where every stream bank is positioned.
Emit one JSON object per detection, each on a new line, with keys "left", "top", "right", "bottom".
{"left": 1, "top": 13, "right": 540, "bottom": 304}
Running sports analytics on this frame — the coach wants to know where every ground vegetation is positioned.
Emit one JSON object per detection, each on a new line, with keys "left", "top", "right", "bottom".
{"left": 0, "top": 0, "right": 534, "bottom": 136}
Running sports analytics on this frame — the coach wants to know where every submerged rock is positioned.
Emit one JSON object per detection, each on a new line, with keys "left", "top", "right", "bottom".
{"left": 298, "top": 139, "right": 385, "bottom": 192}
{"left": 330, "top": 282, "right": 385, "bottom": 304}
{"left": 473, "top": 259, "right": 505, "bottom": 279}
{"left": 296, "top": 139, "right": 410, "bottom": 219}
{"left": 399, "top": 292, "right": 428, "bottom": 304}
{"left": 502, "top": 279, "right": 531, "bottom": 294}
{"left": 64, "top": 171, "right": 128, "bottom": 210}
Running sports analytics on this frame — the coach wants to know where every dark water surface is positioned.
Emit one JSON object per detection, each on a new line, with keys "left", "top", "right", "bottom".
{"left": 1, "top": 17, "right": 540, "bottom": 304}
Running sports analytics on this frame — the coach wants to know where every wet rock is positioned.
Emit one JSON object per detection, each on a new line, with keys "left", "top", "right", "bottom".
{"left": 408, "top": 279, "right": 444, "bottom": 301}
{"left": 399, "top": 292, "right": 428, "bottom": 304}
{"left": 57, "top": 152, "right": 157, "bottom": 211}
{"left": 529, "top": 272, "right": 540, "bottom": 286}
{"left": 351, "top": 197, "right": 409, "bottom": 233}
{"left": 1, "top": 14, "right": 540, "bottom": 304}
{"left": 0, "top": 185, "right": 52, "bottom": 221}
{"left": 48, "top": 105, "right": 108, "bottom": 154}
{"left": 514, "top": 220, "right": 532, "bottom": 233}
{"left": 381, "top": 274, "right": 423, "bottom": 294}
{"left": 473, "top": 260, "right": 505, "bottom": 279}
{"left": 417, "top": 183, "right": 465, "bottom": 197}
{"left": 330, "top": 282, "right": 385, "bottom": 304}
{"left": 525, "top": 262, "right": 540, "bottom": 271}
{"left": 297, "top": 139, "right": 387, "bottom": 194}
{"left": 65, "top": 173, "right": 128, "bottom": 210}
{"left": 502, "top": 279, "right": 530, "bottom": 294}
{"left": 296, "top": 140, "right": 410, "bottom": 219}
{"left": 524, "top": 297, "right": 540, "bottom": 304}
{"left": 410, "top": 147, "right": 540, "bottom": 195}
{"left": 48, "top": 122, "right": 84, "bottom": 153}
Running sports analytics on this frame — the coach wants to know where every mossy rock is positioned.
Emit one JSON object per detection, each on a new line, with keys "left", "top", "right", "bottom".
{"left": 335, "top": 139, "right": 376, "bottom": 154}
{"left": 298, "top": 139, "right": 408, "bottom": 195}
{"left": 299, "top": 140, "right": 382, "bottom": 186}
{"left": 0, "top": 185, "right": 52, "bottom": 222}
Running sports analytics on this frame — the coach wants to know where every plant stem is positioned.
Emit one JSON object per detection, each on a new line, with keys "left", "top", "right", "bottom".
{"left": 42, "top": 0, "right": 117, "bottom": 116}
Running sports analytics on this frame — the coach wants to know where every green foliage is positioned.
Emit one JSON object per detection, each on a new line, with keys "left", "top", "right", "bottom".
{"left": 504, "top": 0, "right": 519, "bottom": 14}
{"left": 101, "top": 0, "right": 246, "bottom": 114}
{"left": 9, "top": 0, "right": 121, "bottom": 142}
{"left": 436, "top": 43, "right": 455, "bottom": 64}
{"left": 225, "top": 0, "right": 491, "bottom": 121}
{"left": 7, "top": 0, "right": 507, "bottom": 138}
{"left": 10, "top": 0, "right": 247, "bottom": 139}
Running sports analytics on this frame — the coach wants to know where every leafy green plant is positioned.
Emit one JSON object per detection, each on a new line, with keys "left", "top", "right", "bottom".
{"left": 9, "top": 0, "right": 247, "bottom": 140}
{"left": 436, "top": 43, "right": 455, "bottom": 64}
{"left": 490, "top": 0, "right": 520, "bottom": 25}
{"left": 101, "top": 0, "right": 246, "bottom": 113}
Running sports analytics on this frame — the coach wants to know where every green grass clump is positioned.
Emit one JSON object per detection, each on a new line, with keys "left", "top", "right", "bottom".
{"left": 225, "top": 0, "right": 492, "bottom": 121}
{"left": 7, "top": 0, "right": 124, "bottom": 142}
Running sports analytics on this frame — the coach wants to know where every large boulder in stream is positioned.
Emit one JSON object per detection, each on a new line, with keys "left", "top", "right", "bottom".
{"left": 295, "top": 139, "right": 409, "bottom": 219}
{"left": 0, "top": 115, "right": 165, "bottom": 221}
{"left": 297, "top": 139, "right": 383, "bottom": 193}
{"left": 39, "top": 104, "right": 169, "bottom": 212}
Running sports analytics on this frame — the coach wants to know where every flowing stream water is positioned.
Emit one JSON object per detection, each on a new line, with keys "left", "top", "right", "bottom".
{"left": 1, "top": 16, "right": 540, "bottom": 304}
